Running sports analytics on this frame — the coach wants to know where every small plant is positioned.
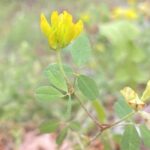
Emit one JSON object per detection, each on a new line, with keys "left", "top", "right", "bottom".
{"left": 36, "top": 10, "right": 150, "bottom": 149}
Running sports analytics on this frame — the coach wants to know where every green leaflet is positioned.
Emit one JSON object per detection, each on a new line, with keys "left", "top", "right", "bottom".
{"left": 140, "top": 125, "right": 150, "bottom": 148}
{"left": 44, "top": 63, "right": 73, "bottom": 91}
{"left": 92, "top": 99, "right": 106, "bottom": 122}
{"left": 114, "top": 98, "right": 132, "bottom": 118}
{"left": 121, "top": 125, "right": 141, "bottom": 150}
{"left": 68, "top": 33, "right": 91, "bottom": 66}
{"left": 36, "top": 86, "right": 63, "bottom": 101}
{"left": 56, "top": 128, "right": 68, "bottom": 145}
{"left": 77, "top": 75, "right": 99, "bottom": 100}
{"left": 39, "top": 120, "right": 59, "bottom": 133}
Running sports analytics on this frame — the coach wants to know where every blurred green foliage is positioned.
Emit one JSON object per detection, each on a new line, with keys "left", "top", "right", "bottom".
{"left": 96, "top": 21, "right": 150, "bottom": 93}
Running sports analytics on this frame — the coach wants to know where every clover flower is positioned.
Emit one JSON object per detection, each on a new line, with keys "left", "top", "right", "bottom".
{"left": 40, "top": 11, "right": 83, "bottom": 50}
{"left": 112, "top": 7, "right": 138, "bottom": 20}
{"left": 127, "top": 0, "right": 136, "bottom": 5}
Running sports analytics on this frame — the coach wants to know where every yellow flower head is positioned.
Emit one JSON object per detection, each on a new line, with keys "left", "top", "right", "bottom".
{"left": 125, "top": 9, "right": 138, "bottom": 20}
{"left": 112, "top": 7, "right": 125, "bottom": 19}
{"left": 40, "top": 11, "right": 83, "bottom": 50}
{"left": 112, "top": 7, "right": 138, "bottom": 20}
{"left": 127, "top": 0, "right": 136, "bottom": 5}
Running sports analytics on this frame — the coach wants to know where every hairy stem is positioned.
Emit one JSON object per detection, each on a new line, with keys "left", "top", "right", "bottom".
{"left": 57, "top": 51, "right": 68, "bottom": 82}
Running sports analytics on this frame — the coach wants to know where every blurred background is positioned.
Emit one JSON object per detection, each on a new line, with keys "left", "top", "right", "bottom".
{"left": 0, "top": 0, "right": 150, "bottom": 149}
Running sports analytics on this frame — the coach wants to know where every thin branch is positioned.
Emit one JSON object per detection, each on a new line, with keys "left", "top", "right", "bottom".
{"left": 86, "top": 111, "right": 136, "bottom": 147}
{"left": 75, "top": 94, "right": 102, "bottom": 128}
{"left": 108, "top": 111, "right": 135, "bottom": 129}
{"left": 57, "top": 51, "right": 69, "bottom": 84}
{"left": 89, "top": 131, "right": 102, "bottom": 143}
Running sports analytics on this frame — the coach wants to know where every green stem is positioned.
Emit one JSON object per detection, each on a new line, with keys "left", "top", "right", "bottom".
{"left": 57, "top": 51, "right": 67, "bottom": 81}
{"left": 86, "top": 111, "right": 135, "bottom": 147}
{"left": 56, "top": 51, "right": 72, "bottom": 120}
{"left": 65, "top": 94, "right": 72, "bottom": 120}
{"left": 108, "top": 111, "right": 135, "bottom": 129}
{"left": 88, "top": 131, "right": 102, "bottom": 144}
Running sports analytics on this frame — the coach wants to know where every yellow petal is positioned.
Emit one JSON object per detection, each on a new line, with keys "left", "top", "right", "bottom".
{"left": 51, "top": 11, "right": 59, "bottom": 26}
{"left": 141, "top": 80, "right": 150, "bottom": 102}
{"left": 40, "top": 13, "right": 51, "bottom": 37}
{"left": 74, "top": 20, "right": 83, "bottom": 39}
{"left": 48, "top": 31, "right": 58, "bottom": 50}
{"left": 66, "top": 25, "right": 75, "bottom": 44}
{"left": 63, "top": 11, "right": 73, "bottom": 23}
{"left": 57, "top": 22, "right": 66, "bottom": 47}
